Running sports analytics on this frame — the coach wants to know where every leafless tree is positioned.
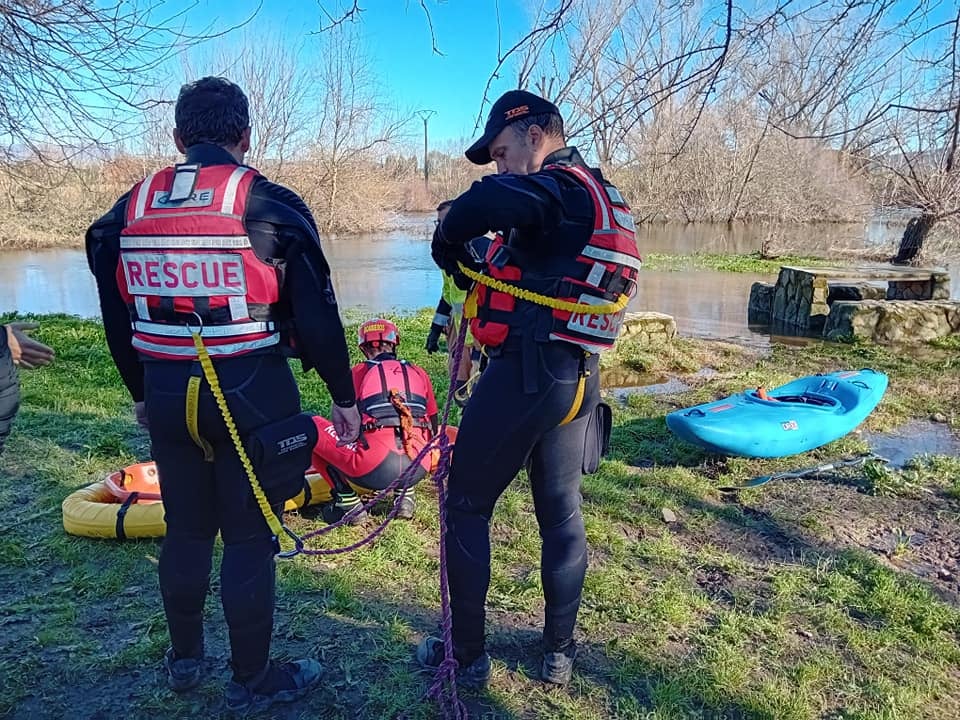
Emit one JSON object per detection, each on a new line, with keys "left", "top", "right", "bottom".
{"left": 306, "top": 22, "right": 413, "bottom": 232}
{"left": 182, "top": 34, "right": 317, "bottom": 175}
{"left": 423, "top": 138, "right": 490, "bottom": 203}
{"left": 0, "top": 0, "right": 256, "bottom": 163}
{"left": 755, "top": 0, "right": 960, "bottom": 262}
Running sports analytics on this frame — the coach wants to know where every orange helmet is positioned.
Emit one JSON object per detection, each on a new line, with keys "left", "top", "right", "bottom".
{"left": 357, "top": 318, "right": 400, "bottom": 349}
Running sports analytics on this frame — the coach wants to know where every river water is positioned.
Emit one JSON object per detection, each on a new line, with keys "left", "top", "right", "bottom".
{"left": 1, "top": 215, "right": 956, "bottom": 343}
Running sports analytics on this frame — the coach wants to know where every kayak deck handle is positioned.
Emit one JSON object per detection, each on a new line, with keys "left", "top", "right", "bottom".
{"left": 684, "top": 408, "right": 706, "bottom": 417}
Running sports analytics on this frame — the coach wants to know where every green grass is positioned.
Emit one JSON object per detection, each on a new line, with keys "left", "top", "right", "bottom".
{"left": 1, "top": 312, "right": 959, "bottom": 719}
{"left": 641, "top": 251, "right": 832, "bottom": 274}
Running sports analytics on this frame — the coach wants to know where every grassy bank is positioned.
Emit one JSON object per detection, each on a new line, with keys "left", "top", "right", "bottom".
{"left": 640, "top": 252, "right": 832, "bottom": 274}
{"left": 1, "top": 313, "right": 959, "bottom": 720}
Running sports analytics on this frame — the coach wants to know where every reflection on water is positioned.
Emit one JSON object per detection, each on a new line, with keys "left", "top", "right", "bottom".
{"left": 637, "top": 217, "right": 907, "bottom": 254}
{"left": 0, "top": 249, "right": 100, "bottom": 318}
{"left": 324, "top": 227, "right": 442, "bottom": 314}
{"left": 627, "top": 268, "right": 773, "bottom": 342}
{"left": 1, "top": 217, "right": 956, "bottom": 345}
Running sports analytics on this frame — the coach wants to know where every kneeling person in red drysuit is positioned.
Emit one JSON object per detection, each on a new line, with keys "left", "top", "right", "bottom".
{"left": 311, "top": 318, "right": 439, "bottom": 523}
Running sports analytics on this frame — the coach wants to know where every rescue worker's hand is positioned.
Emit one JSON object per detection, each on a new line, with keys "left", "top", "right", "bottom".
{"left": 425, "top": 323, "right": 445, "bottom": 354}
{"left": 332, "top": 402, "right": 361, "bottom": 446}
{"left": 134, "top": 401, "right": 149, "bottom": 430}
{"left": 5, "top": 323, "right": 54, "bottom": 369}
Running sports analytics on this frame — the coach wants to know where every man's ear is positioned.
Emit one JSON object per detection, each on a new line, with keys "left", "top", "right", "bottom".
{"left": 239, "top": 127, "right": 252, "bottom": 154}
{"left": 527, "top": 124, "right": 544, "bottom": 149}
{"left": 173, "top": 128, "right": 186, "bottom": 154}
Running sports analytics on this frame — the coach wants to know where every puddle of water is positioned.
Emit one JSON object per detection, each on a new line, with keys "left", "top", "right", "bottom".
{"left": 604, "top": 367, "right": 718, "bottom": 403}
{"left": 861, "top": 420, "right": 960, "bottom": 467}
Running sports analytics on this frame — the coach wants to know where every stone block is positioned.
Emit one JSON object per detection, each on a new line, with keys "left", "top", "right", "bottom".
{"left": 888, "top": 279, "right": 933, "bottom": 300}
{"left": 619, "top": 312, "right": 677, "bottom": 345}
{"left": 827, "top": 282, "right": 886, "bottom": 304}
{"left": 772, "top": 267, "right": 818, "bottom": 328}
{"left": 822, "top": 299, "right": 960, "bottom": 344}
{"left": 748, "top": 282, "right": 774, "bottom": 324}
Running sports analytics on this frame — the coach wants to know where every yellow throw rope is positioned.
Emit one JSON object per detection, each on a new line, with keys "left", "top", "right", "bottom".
{"left": 456, "top": 262, "right": 630, "bottom": 315}
{"left": 191, "top": 332, "right": 289, "bottom": 548}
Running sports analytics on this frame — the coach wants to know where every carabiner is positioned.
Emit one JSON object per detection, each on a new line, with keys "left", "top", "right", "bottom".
{"left": 185, "top": 311, "right": 204, "bottom": 336}
{"left": 276, "top": 525, "right": 304, "bottom": 559}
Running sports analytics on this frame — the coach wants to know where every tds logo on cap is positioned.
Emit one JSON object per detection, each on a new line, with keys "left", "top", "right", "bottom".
{"left": 504, "top": 105, "right": 529, "bottom": 120}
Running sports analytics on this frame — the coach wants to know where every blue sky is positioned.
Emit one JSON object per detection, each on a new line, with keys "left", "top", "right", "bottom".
{"left": 175, "top": 0, "right": 538, "bottom": 146}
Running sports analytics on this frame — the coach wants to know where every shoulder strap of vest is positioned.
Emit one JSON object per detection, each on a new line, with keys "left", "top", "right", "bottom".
{"left": 127, "top": 169, "right": 165, "bottom": 224}
{"left": 549, "top": 163, "right": 613, "bottom": 230}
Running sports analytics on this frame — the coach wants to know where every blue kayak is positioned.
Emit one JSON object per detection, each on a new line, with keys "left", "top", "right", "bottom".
{"left": 665, "top": 369, "right": 888, "bottom": 458}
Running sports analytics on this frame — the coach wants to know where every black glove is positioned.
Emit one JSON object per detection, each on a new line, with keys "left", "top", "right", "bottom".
{"left": 425, "top": 323, "right": 444, "bottom": 354}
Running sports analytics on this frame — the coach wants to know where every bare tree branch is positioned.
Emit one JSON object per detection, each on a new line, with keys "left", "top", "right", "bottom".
{"left": 0, "top": 0, "right": 259, "bottom": 164}
{"left": 476, "top": 0, "right": 574, "bottom": 130}
{"left": 314, "top": 0, "right": 363, "bottom": 33}
{"left": 418, "top": 0, "right": 444, "bottom": 55}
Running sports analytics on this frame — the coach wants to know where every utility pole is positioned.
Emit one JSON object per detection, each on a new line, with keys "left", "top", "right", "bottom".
{"left": 416, "top": 109, "right": 436, "bottom": 189}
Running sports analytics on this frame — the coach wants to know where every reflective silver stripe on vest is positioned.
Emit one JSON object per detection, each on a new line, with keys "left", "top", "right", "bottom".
{"left": 221, "top": 167, "right": 251, "bottom": 214}
{"left": 581, "top": 245, "right": 643, "bottom": 271}
{"left": 565, "top": 165, "right": 610, "bottom": 230}
{"left": 133, "top": 320, "right": 276, "bottom": 337}
{"left": 612, "top": 207, "right": 636, "bottom": 232}
{"left": 131, "top": 334, "right": 280, "bottom": 357}
{"left": 548, "top": 332, "right": 611, "bottom": 354}
{"left": 132, "top": 210, "right": 244, "bottom": 221}
{"left": 134, "top": 296, "right": 150, "bottom": 320}
{"left": 120, "top": 235, "right": 252, "bottom": 249}
{"left": 133, "top": 173, "right": 157, "bottom": 221}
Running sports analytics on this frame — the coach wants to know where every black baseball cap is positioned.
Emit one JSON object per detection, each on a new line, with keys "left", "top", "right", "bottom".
{"left": 465, "top": 89, "right": 561, "bottom": 165}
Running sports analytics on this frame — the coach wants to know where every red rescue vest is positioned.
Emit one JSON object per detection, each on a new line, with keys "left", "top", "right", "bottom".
{"left": 357, "top": 359, "right": 431, "bottom": 429}
{"left": 468, "top": 164, "right": 641, "bottom": 353}
{"left": 117, "top": 164, "right": 285, "bottom": 360}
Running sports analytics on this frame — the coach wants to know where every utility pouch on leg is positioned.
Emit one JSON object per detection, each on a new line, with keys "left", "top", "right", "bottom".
{"left": 582, "top": 402, "right": 612, "bottom": 475}
{"left": 244, "top": 413, "right": 319, "bottom": 505}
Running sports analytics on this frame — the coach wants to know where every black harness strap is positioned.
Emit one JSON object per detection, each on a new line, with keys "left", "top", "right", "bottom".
{"left": 115, "top": 492, "right": 140, "bottom": 541}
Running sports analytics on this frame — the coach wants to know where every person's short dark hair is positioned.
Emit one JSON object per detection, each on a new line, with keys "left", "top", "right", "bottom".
{"left": 510, "top": 112, "right": 564, "bottom": 141}
{"left": 436, "top": 200, "right": 454, "bottom": 212}
{"left": 175, "top": 76, "right": 250, "bottom": 149}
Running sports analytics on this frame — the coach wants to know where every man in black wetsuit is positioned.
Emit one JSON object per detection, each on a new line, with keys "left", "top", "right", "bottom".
{"left": 417, "top": 90, "right": 640, "bottom": 688}
{"left": 86, "top": 76, "right": 361, "bottom": 714}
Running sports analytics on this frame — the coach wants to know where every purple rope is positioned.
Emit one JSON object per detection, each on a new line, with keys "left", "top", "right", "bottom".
{"left": 281, "top": 319, "right": 472, "bottom": 720}
{"left": 425, "top": 316, "right": 470, "bottom": 720}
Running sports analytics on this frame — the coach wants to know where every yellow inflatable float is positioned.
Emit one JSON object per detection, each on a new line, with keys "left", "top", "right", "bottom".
{"left": 62, "top": 462, "right": 166, "bottom": 539}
